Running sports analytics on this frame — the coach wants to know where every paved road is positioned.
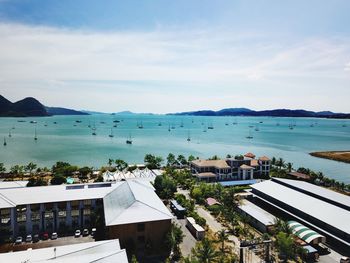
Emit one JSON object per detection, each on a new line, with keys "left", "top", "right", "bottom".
{"left": 173, "top": 218, "right": 197, "bottom": 257}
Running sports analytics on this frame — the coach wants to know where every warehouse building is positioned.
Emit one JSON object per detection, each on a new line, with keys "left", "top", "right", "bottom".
{"left": 251, "top": 178, "right": 350, "bottom": 250}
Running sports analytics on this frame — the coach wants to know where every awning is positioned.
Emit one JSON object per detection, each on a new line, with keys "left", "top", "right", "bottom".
{"left": 288, "top": 221, "right": 326, "bottom": 244}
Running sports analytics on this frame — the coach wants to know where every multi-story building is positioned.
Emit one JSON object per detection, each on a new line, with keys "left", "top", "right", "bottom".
{"left": 190, "top": 153, "right": 270, "bottom": 182}
{"left": 0, "top": 180, "right": 173, "bottom": 256}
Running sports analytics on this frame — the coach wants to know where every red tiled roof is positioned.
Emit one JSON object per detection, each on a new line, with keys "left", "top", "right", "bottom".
{"left": 259, "top": 156, "right": 270, "bottom": 161}
{"left": 244, "top": 152, "right": 256, "bottom": 158}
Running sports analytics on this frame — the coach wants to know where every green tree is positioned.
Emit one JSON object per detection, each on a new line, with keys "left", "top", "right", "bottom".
{"left": 10, "top": 165, "right": 24, "bottom": 176}
{"left": 108, "top": 158, "right": 114, "bottom": 167}
{"left": 94, "top": 175, "right": 104, "bottom": 182}
{"left": 25, "top": 162, "right": 37, "bottom": 175}
{"left": 166, "top": 153, "right": 176, "bottom": 166}
{"left": 115, "top": 159, "right": 128, "bottom": 171}
{"left": 79, "top": 166, "right": 92, "bottom": 181}
{"left": 130, "top": 255, "right": 138, "bottom": 263}
{"left": 154, "top": 174, "right": 177, "bottom": 200}
{"left": 0, "top": 163, "right": 6, "bottom": 173}
{"left": 192, "top": 238, "right": 218, "bottom": 263}
{"left": 144, "top": 154, "right": 163, "bottom": 169}
{"left": 166, "top": 223, "right": 184, "bottom": 260}
{"left": 277, "top": 158, "right": 285, "bottom": 170}
{"left": 51, "top": 175, "right": 66, "bottom": 185}
{"left": 177, "top": 154, "right": 188, "bottom": 166}
{"left": 188, "top": 155, "right": 196, "bottom": 162}
{"left": 286, "top": 162, "right": 293, "bottom": 173}
{"left": 27, "top": 177, "right": 47, "bottom": 187}
{"left": 275, "top": 232, "right": 295, "bottom": 258}
{"left": 216, "top": 229, "right": 229, "bottom": 259}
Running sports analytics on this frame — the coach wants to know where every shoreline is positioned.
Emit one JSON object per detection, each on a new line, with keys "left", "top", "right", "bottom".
{"left": 310, "top": 151, "right": 350, "bottom": 164}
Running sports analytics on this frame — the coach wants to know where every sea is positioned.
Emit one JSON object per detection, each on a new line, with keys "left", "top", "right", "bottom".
{"left": 0, "top": 114, "right": 350, "bottom": 183}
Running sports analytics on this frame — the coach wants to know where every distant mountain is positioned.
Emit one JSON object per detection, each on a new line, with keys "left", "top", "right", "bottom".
{"left": 0, "top": 95, "right": 48, "bottom": 117}
{"left": 46, "top": 107, "right": 89, "bottom": 116}
{"left": 81, "top": 110, "right": 106, "bottom": 115}
{"left": 170, "top": 108, "right": 350, "bottom": 119}
{"left": 0, "top": 95, "right": 89, "bottom": 117}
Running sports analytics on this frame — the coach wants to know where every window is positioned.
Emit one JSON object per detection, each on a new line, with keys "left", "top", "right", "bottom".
{"left": 71, "top": 201, "right": 80, "bottom": 208}
{"left": 0, "top": 209, "right": 11, "bottom": 216}
{"left": 31, "top": 213, "right": 40, "bottom": 221}
{"left": 83, "top": 200, "right": 92, "bottom": 206}
{"left": 137, "top": 223, "right": 145, "bottom": 232}
{"left": 58, "top": 211, "right": 67, "bottom": 217}
{"left": 16, "top": 205, "right": 26, "bottom": 213}
{"left": 71, "top": 210, "right": 79, "bottom": 217}
{"left": 17, "top": 214, "right": 26, "bottom": 222}
{"left": 83, "top": 209, "right": 90, "bottom": 216}
{"left": 30, "top": 204, "right": 40, "bottom": 211}
{"left": 44, "top": 212, "right": 53, "bottom": 219}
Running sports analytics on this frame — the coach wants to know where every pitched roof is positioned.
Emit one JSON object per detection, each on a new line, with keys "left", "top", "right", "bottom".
{"left": 240, "top": 164, "right": 254, "bottom": 170}
{"left": 244, "top": 152, "right": 256, "bottom": 158}
{"left": 197, "top": 172, "right": 217, "bottom": 178}
{"left": 259, "top": 156, "right": 270, "bottom": 161}
{"left": 103, "top": 180, "right": 173, "bottom": 226}
{"left": 250, "top": 159, "right": 259, "bottom": 167}
{"left": 191, "top": 159, "right": 230, "bottom": 169}
{"left": 0, "top": 239, "right": 128, "bottom": 263}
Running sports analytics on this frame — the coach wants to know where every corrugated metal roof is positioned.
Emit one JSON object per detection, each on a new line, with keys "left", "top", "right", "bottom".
{"left": 239, "top": 200, "right": 276, "bottom": 226}
{"left": 0, "top": 239, "right": 128, "bottom": 263}
{"left": 252, "top": 180, "right": 350, "bottom": 235}
{"left": 273, "top": 178, "right": 350, "bottom": 209}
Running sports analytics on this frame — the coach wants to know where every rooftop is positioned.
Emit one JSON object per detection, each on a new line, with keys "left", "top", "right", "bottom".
{"left": 287, "top": 172, "right": 310, "bottom": 180}
{"left": 191, "top": 159, "right": 230, "bottom": 169}
{"left": 273, "top": 178, "right": 350, "bottom": 210}
{"left": 251, "top": 180, "right": 350, "bottom": 235}
{"left": 196, "top": 172, "right": 217, "bottom": 178}
{"left": 258, "top": 156, "right": 270, "bottom": 161}
{"left": 244, "top": 152, "right": 256, "bottom": 158}
{"left": 240, "top": 164, "right": 254, "bottom": 170}
{"left": 239, "top": 200, "right": 276, "bottom": 226}
{"left": 0, "top": 239, "right": 128, "bottom": 263}
{"left": 0, "top": 181, "right": 28, "bottom": 189}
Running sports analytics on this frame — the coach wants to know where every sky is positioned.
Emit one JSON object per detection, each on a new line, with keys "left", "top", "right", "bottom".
{"left": 0, "top": 0, "right": 349, "bottom": 113}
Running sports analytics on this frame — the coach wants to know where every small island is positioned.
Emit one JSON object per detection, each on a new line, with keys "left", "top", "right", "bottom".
{"left": 310, "top": 151, "right": 350, "bottom": 164}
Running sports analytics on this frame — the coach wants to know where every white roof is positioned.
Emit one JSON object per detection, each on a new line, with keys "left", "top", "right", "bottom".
{"left": 0, "top": 239, "right": 128, "bottom": 263}
{"left": 252, "top": 180, "right": 350, "bottom": 235}
{"left": 0, "top": 183, "right": 121, "bottom": 208}
{"left": 103, "top": 180, "right": 173, "bottom": 226}
{"left": 239, "top": 200, "right": 276, "bottom": 226}
{"left": 0, "top": 181, "right": 28, "bottom": 189}
{"left": 273, "top": 178, "right": 350, "bottom": 209}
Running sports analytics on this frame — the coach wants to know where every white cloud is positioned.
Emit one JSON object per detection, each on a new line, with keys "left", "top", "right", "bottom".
{"left": 0, "top": 23, "right": 349, "bottom": 112}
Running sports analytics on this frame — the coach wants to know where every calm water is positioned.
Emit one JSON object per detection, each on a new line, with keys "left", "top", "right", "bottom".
{"left": 0, "top": 114, "right": 350, "bottom": 183}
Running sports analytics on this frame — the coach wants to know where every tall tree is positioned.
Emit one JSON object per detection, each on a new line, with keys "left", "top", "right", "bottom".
{"left": 0, "top": 163, "right": 6, "bottom": 173}
{"left": 166, "top": 153, "right": 176, "bottom": 167}
{"left": 166, "top": 223, "right": 184, "bottom": 260}
{"left": 192, "top": 238, "right": 218, "bottom": 263}
{"left": 25, "top": 162, "right": 37, "bottom": 175}
{"left": 216, "top": 229, "right": 229, "bottom": 259}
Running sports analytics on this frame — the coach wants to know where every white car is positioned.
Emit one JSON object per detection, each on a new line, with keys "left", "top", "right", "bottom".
{"left": 51, "top": 232, "right": 58, "bottom": 240}
{"left": 74, "top": 230, "right": 81, "bottom": 238}
{"left": 15, "top": 236, "right": 22, "bottom": 244}
{"left": 25, "top": 235, "right": 32, "bottom": 242}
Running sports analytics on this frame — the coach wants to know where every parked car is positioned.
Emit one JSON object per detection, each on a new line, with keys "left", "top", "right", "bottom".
{"left": 83, "top": 229, "right": 89, "bottom": 236}
{"left": 42, "top": 232, "right": 49, "bottom": 240}
{"left": 340, "top": 257, "right": 350, "bottom": 263}
{"left": 25, "top": 235, "right": 32, "bottom": 243}
{"left": 75, "top": 230, "right": 81, "bottom": 238}
{"left": 91, "top": 228, "right": 96, "bottom": 237}
{"left": 51, "top": 232, "right": 58, "bottom": 240}
{"left": 33, "top": 234, "right": 40, "bottom": 243}
{"left": 15, "top": 236, "right": 22, "bottom": 245}
{"left": 317, "top": 243, "right": 331, "bottom": 255}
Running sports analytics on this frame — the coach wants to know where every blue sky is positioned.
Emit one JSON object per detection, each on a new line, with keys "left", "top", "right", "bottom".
{"left": 0, "top": 0, "right": 349, "bottom": 113}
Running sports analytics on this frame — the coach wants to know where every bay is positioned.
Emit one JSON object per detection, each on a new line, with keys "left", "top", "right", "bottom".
{"left": 0, "top": 114, "right": 349, "bottom": 183}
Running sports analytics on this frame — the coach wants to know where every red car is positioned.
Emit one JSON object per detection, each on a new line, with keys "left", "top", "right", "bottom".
{"left": 42, "top": 232, "right": 49, "bottom": 240}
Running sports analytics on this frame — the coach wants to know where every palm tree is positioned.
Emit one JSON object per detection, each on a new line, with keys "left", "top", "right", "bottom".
{"left": 286, "top": 162, "right": 293, "bottom": 172}
{"left": 107, "top": 158, "right": 114, "bottom": 167}
{"left": 193, "top": 238, "right": 218, "bottom": 263}
{"left": 216, "top": 229, "right": 229, "bottom": 259}
{"left": 277, "top": 158, "right": 285, "bottom": 170}
{"left": 271, "top": 157, "right": 276, "bottom": 166}
{"left": 25, "top": 162, "right": 37, "bottom": 175}
{"left": 0, "top": 163, "right": 6, "bottom": 174}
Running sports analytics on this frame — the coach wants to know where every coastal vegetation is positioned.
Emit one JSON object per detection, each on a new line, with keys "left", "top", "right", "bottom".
{"left": 310, "top": 151, "right": 350, "bottom": 164}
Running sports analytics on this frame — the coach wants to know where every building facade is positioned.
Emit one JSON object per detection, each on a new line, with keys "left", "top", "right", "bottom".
{"left": 0, "top": 180, "right": 173, "bottom": 257}
{"left": 190, "top": 153, "right": 270, "bottom": 182}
